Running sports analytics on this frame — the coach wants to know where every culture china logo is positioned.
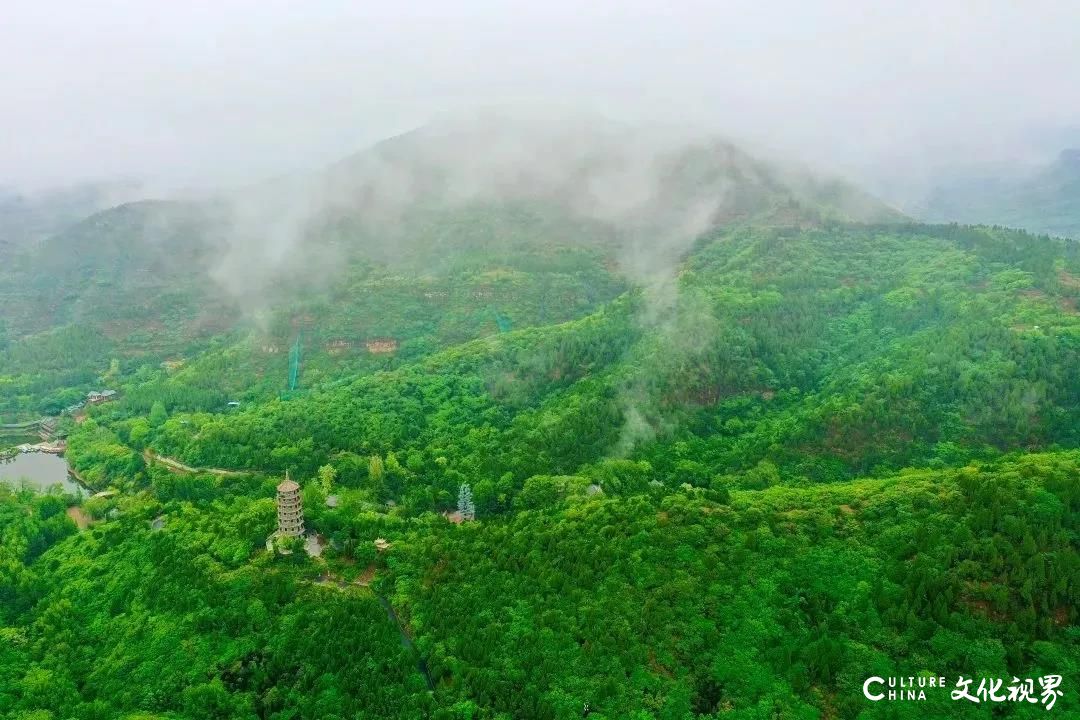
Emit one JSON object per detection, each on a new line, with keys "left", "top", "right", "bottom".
{"left": 863, "top": 675, "right": 1065, "bottom": 710}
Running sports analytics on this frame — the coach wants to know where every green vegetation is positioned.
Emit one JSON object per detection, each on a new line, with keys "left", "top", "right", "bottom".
{"left": 390, "top": 453, "right": 1078, "bottom": 719}
{"left": 2, "top": 447, "right": 1076, "bottom": 718}
{"left": 0, "top": 123, "right": 898, "bottom": 423}
{"left": 92, "top": 223, "right": 1080, "bottom": 507}
{"left": 0, "top": 485, "right": 433, "bottom": 720}
{"left": 1, "top": 132, "right": 1077, "bottom": 718}
{"left": 0, "top": 203, "right": 625, "bottom": 421}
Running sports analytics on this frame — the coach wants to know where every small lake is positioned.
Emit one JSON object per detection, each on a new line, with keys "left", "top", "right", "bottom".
{"left": 0, "top": 453, "right": 84, "bottom": 494}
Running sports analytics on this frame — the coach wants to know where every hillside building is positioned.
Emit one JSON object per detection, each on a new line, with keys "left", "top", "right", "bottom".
{"left": 277, "top": 474, "right": 305, "bottom": 537}
{"left": 87, "top": 389, "right": 118, "bottom": 405}
{"left": 365, "top": 338, "right": 399, "bottom": 354}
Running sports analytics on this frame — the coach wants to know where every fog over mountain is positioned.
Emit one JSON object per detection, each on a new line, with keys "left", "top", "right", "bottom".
{"left": 5, "top": 7, "right": 1080, "bottom": 719}
{"left": 3, "top": 1, "right": 1079, "bottom": 202}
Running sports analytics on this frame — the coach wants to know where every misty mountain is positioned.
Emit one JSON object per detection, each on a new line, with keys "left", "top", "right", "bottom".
{"left": 321, "top": 118, "right": 903, "bottom": 254}
{"left": 1, "top": 200, "right": 234, "bottom": 341}
{"left": 3, "top": 126, "right": 1079, "bottom": 720}
{"left": 0, "top": 179, "right": 147, "bottom": 252}
{"left": 921, "top": 148, "right": 1080, "bottom": 239}
{"left": 0, "top": 117, "right": 903, "bottom": 344}
{"left": 18, "top": 218, "right": 1077, "bottom": 719}
{"left": 5, "top": 8, "right": 1080, "bottom": 720}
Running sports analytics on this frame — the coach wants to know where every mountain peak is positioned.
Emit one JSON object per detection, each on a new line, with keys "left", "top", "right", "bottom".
{"left": 1057, "top": 148, "right": 1080, "bottom": 168}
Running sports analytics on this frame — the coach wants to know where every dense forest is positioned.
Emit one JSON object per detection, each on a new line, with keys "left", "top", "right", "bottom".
{"left": 82, "top": 223, "right": 1080, "bottom": 506}
{"left": 1, "top": 125, "right": 1078, "bottom": 719}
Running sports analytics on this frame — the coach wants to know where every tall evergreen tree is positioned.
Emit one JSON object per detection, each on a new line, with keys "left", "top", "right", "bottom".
{"left": 457, "top": 482, "right": 476, "bottom": 521}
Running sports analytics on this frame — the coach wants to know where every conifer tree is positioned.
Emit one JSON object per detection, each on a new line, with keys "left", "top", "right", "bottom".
{"left": 457, "top": 482, "right": 476, "bottom": 521}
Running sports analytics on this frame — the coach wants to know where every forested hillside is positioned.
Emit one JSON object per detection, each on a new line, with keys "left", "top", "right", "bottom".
{"left": 0, "top": 120, "right": 899, "bottom": 423}
{"left": 99, "top": 223, "right": 1080, "bottom": 507}
{"left": 2, "top": 443, "right": 1077, "bottom": 718}
{"left": 1, "top": 124, "right": 1077, "bottom": 719}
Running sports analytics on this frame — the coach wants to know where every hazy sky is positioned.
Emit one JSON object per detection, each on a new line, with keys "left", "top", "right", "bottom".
{"left": 3, "top": 1, "right": 1079, "bottom": 190}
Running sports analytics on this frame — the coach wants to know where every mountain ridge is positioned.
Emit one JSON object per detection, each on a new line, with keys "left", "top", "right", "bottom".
{"left": 922, "top": 147, "right": 1080, "bottom": 239}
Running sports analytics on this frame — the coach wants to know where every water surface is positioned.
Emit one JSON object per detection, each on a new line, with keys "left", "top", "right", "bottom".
{"left": 0, "top": 453, "right": 83, "bottom": 494}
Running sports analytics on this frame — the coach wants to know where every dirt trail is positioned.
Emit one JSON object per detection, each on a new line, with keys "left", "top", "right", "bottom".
{"left": 143, "top": 450, "right": 246, "bottom": 476}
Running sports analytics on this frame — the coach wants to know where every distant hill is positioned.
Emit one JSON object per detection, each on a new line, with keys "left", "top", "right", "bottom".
{"left": 0, "top": 180, "right": 147, "bottom": 251}
{"left": 922, "top": 148, "right": 1080, "bottom": 239}
{"left": 1, "top": 199, "right": 232, "bottom": 339}
{"left": 0, "top": 118, "right": 905, "bottom": 419}
{"left": 322, "top": 117, "right": 904, "bottom": 264}
{"left": 5, "top": 117, "right": 904, "bottom": 292}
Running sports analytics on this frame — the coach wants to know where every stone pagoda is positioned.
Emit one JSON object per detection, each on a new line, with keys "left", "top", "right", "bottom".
{"left": 276, "top": 472, "right": 305, "bottom": 537}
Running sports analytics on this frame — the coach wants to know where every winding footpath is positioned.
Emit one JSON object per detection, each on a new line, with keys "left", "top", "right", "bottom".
{"left": 142, "top": 449, "right": 246, "bottom": 476}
